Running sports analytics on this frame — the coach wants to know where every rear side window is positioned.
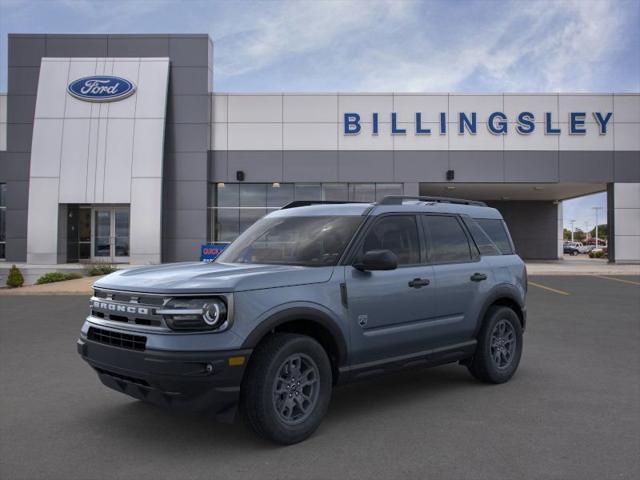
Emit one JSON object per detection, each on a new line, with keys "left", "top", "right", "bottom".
{"left": 462, "top": 217, "right": 501, "bottom": 256}
{"left": 476, "top": 218, "right": 514, "bottom": 254}
{"left": 423, "top": 215, "right": 472, "bottom": 263}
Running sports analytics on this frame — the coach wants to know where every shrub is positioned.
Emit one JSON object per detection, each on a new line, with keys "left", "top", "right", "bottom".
{"left": 6, "top": 264, "right": 24, "bottom": 288}
{"left": 86, "top": 264, "right": 118, "bottom": 276}
{"left": 589, "top": 250, "right": 606, "bottom": 259}
{"left": 36, "top": 272, "right": 83, "bottom": 285}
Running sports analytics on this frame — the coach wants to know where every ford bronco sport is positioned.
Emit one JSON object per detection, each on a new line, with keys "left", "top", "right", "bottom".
{"left": 78, "top": 196, "right": 527, "bottom": 444}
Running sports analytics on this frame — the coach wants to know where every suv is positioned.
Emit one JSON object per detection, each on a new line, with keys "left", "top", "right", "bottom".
{"left": 78, "top": 196, "right": 527, "bottom": 444}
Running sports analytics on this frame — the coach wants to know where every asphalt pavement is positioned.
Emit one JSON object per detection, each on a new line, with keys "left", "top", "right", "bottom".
{"left": 1, "top": 275, "right": 639, "bottom": 480}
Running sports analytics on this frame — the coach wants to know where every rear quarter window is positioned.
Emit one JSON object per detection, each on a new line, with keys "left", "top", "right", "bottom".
{"left": 475, "top": 218, "right": 515, "bottom": 255}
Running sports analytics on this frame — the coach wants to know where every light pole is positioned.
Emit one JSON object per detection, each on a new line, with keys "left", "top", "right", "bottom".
{"left": 592, "top": 206, "right": 603, "bottom": 247}
{"left": 570, "top": 219, "right": 576, "bottom": 242}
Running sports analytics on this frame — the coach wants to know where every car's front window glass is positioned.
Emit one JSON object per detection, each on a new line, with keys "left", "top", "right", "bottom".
{"left": 216, "top": 215, "right": 363, "bottom": 267}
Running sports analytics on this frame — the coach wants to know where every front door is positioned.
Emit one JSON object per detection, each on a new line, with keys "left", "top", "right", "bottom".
{"left": 92, "top": 206, "right": 130, "bottom": 263}
{"left": 345, "top": 215, "right": 438, "bottom": 365}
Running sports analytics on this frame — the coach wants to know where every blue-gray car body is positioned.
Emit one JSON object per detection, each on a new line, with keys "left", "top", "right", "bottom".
{"left": 78, "top": 199, "right": 527, "bottom": 421}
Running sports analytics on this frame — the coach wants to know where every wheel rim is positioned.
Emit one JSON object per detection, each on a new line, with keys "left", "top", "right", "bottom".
{"left": 272, "top": 353, "right": 320, "bottom": 426}
{"left": 490, "top": 319, "right": 516, "bottom": 370}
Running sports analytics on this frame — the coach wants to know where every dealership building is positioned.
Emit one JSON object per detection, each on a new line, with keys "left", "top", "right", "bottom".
{"left": 0, "top": 33, "right": 638, "bottom": 268}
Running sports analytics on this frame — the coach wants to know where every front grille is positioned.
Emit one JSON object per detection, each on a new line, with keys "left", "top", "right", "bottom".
{"left": 88, "top": 326, "right": 147, "bottom": 351}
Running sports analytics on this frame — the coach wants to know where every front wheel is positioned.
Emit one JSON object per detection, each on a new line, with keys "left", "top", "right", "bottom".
{"left": 467, "top": 306, "right": 523, "bottom": 384}
{"left": 241, "top": 333, "right": 332, "bottom": 444}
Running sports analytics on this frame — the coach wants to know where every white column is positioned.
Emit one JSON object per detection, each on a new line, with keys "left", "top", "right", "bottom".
{"left": 612, "top": 183, "right": 640, "bottom": 263}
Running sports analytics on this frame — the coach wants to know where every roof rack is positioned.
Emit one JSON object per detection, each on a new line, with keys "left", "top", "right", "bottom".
{"left": 280, "top": 200, "right": 368, "bottom": 210}
{"left": 377, "top": 195, "right": 487, "bottom": 207}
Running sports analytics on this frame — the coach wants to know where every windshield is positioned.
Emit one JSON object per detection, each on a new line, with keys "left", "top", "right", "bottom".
{"left": 216, "top": 215, "right": 363, "bottom": 267}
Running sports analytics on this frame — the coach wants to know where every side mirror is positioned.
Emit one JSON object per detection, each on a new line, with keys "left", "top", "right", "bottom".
{"left": 353, "top": 249, "right": 398, "bottom": 271}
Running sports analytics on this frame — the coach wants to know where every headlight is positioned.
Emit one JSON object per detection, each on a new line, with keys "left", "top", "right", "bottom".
{"left": 158, "top": 298, "right": 229, "bottom": 331}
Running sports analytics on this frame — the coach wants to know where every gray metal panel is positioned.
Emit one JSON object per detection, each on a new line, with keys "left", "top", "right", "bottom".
{"left": 487, "top": 200, "right": 559, "bottom": 259}
{"left": 0, "top": 153, "right": 30, "bottom": 181}
{"left": 394, "top": 151, "right": 449, "bottom": 182}
{"left": 5, "top": 237, "right": 26, "bottom": 262}
{"left": 163, "top": 180, "right": 208, "bottom": 210}
{"left": 165, "top": 124, "right": 209, "bottom": 153}
{"left": 449, "top": 151, "right": 504, "bottom": 182}
{"left": 169, "top": 67, "right": 210, "bottom": 95}
{"left": 614, "top": 151, "right": 640, "bottom": 182}
{"left": 6, "top": 95, "right": 36, "bottom": 124}
{"left": 283, "top": 151, "right": 338, "bottom": 182}
{"left": 6, "top": 208, "right": 28, "bottom": 239}
{"left": 504, "top": 151, "right": 559, "bottom": 182}
{"left": 163, "top": 209, "right": 208, "bottom": 239}
{"left": 7, "top": 67, "right": 40, "bottom": 95}
{"left": 45, "top": 35, "right": 108, "bottom": 57}
{"left": 5, "top": 180, "right": 29, "bottom": 208}
{"left": 228, "top": 151, "right": 284, "bottom": 182}
{"left": 208, "top": 151, "right": 228, "bottom": 182}
{"left": 338, "top": 151, "right": 394, "bottom": 182}
{"left": 162, "top": 237, "right": 206, "bottom": 262}
{"left": 107, "top": 35, "right": 170, "bottom": 57}
{"left": 167, "top": 95, "right": 210, "bottom": 124}
{"left": 8, "top": 35, "right": 45, "bottom": 67}
{"left": 559, "top": 151, "right": 614, "bottom": 182}
{"left": 165, "top": 152, "right": 210, "bottom": 181}
{"left": 6, "top": 124, "right": 33, "bottom": 153}
{"left": 169, "top": 36, "right": 211, "bottom": 67}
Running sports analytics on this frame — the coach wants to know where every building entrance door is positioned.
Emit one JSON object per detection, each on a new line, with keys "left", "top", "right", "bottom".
{"left": 92, "top": 206, "right": 130, "bottom": 263}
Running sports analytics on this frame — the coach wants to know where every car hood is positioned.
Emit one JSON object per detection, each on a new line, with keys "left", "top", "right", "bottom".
{"left": 93, "top": 262, "right": 335, "bottom": 294}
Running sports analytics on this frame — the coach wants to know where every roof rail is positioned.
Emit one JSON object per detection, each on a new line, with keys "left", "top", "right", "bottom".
{"left": 280, "top": 200, "right": 368, "bottom": 209}
{"left": 378, "top": 195, "right": 487, "bottom": 207}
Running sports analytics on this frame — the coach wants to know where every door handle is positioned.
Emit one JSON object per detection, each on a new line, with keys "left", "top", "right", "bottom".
{"left": 408, "top": 278, "right": 430, "bottom": 288}
{"left": 470, "top": 272, "right": 488, "bottom": 282}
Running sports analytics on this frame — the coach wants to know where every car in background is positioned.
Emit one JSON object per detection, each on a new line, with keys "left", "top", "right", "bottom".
{"left": 563, "top": 242, "right": 583, "bottom": 255}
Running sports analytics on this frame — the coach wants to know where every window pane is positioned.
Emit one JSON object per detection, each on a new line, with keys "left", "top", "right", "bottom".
{"left": 375, "top": 183, "right": 403, "bottom": 201}
{"left": 216, "top": 183, "right": 239, "bottom": 207}
{"left": 295, "top": 184, "right": 322, "bottom": 201}
{"left": 360, "top": 216, "right": 420, "bottom": 265}
{"left": 322, "top": 184, "right": 348, "bottom": 201}
{"left": 0, "top": 184, "right": 6, "bottom": 207}
{"left": 240, "top": 184, "right": 267, "bottom": 207}
{"left": 78, "top": 208, "right": 91, "bottom": 242}
{"left": 215, "top": 208, "right": 240, "bottom": 242}
{"left": 424, "top": 215, "right": 471, "bottom": 263}
{"left": 349, "top": 183, "right": 375, "bottom": 202}
{"left": 267, "top": 183, "right": 294, "bottom": 208}
{"left": 476, "top": 219, "right": 514, "bottom": 254}
{"left": 239, "top": 207, "right": 266, "bottom": 235}
{"left": 462, "top": 217, "right": 501, "bottom": 256}
{"left": 0, "top": 209, "right": 5, "bottom": 242}
{"left": 0, "top": 243, "right": 5, "bottom": 260}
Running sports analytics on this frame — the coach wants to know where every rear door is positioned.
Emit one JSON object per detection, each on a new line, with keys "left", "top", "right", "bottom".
{"left": 345, "top": 214, "right": 437, "bottom": 364}
{"left": 421, "top": 214, "right": 493, "bottom": 345}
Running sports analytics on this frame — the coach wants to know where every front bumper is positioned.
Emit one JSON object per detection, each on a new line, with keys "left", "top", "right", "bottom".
{"left": 77, "top": 335, "right": 252, "bottom": 422}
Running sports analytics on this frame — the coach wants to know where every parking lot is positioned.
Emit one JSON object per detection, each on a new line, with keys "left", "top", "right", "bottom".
{"left": 1, "top": 275, "right": 639, "bottom": 480}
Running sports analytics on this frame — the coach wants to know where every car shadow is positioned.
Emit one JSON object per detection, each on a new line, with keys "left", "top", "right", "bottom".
{"left": 79, "top": 364, "right": 480, "bottom": 450}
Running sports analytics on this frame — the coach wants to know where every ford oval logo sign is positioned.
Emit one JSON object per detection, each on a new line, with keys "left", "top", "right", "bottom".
{"left": 67, "top": 76, "right": 136, "bottom": 102}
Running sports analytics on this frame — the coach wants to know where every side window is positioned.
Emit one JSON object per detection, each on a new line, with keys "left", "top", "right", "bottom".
{"left": 360, "top": 216, "right": 420, "bottom": 265}
{"left": 462, "top": 217, "right": 501, "bottom": 256}
{"left": 476, "top": 218, "right": 514, "bottom": 254}
{"left": 423, "top": 215, "right": 472, "bottom": 263}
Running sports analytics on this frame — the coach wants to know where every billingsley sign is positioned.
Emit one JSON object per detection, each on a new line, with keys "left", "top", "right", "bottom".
{"left": 68, "top": 76, "right": 136, "bottom": 102}
{"left": 343, "top": 111, "right": 613, "bottom": 135}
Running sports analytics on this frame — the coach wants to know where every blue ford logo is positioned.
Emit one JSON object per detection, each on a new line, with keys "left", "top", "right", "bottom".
{"left": 67, "top": 76, "right": 136, "bottom": 102}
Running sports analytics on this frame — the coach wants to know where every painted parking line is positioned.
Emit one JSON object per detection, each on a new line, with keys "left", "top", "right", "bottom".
{"left": 528, "top": 281, "right": 571, "bottom": 296}
{"left": 592, "top": 275, "right": 640, "bottom": 286}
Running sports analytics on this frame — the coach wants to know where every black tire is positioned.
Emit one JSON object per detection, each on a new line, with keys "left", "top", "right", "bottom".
{"left": 240, "top": 333, "right": 332, "bottom": 444}
{"left": 572, "top": 250, "right": 579, "bottom": 256}
{"left": 467, "top": 306, "right": 523, "bottom": 384}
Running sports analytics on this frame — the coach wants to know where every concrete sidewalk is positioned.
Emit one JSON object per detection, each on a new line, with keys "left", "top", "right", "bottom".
{"left": 0, "top": 275, "right": 103, "bottom": 295}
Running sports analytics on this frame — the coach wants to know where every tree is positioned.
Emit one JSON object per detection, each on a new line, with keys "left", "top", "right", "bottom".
{"left": 563, "top": 228, "right": 572, "bottom": 240}
{"left": 589, "top": 224, "right": 607, "bottom": 239}
{"left": 573, "top": 228, "right": 586, "bottom": 242}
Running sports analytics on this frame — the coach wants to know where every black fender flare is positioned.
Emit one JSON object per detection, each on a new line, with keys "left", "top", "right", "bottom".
{"left": 474, "top": 284, "right": 526, "bottom": 336}
{"left": 241, "top": 306, "right": 348, "bottom": 367}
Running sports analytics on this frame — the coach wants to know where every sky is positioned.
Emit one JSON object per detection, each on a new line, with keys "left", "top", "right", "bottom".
{"left": 1, "top": 0, "right": 638, "bottom": 227}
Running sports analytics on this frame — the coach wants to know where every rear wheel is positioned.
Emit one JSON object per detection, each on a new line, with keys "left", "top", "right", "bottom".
{"left": 467, "top": 306, "right": 523, "bottom": 384}
{"left": 241, "top": 333, "right": 332, "bottom": 444}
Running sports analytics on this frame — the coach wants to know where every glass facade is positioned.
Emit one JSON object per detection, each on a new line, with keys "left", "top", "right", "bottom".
{"left": 208, "top": 182, "right": 403, "bottom": 242}
{"left": 0, "top": 183, "right": 5, "bottom": 259}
